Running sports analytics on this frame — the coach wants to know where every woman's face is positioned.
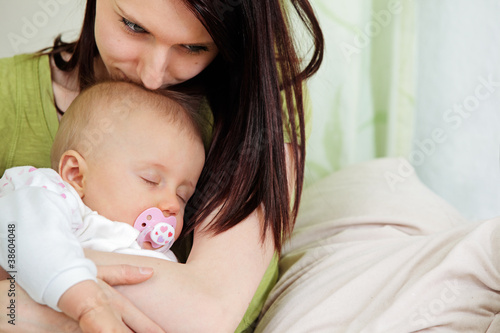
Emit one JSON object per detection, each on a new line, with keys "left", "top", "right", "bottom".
{"left": 94, "top": 0, "right": 219, "bottom": 90}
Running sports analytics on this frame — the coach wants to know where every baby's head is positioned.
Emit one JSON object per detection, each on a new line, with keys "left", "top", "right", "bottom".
{"left": 51, "top": 81, "right": 206, "bottom": 243}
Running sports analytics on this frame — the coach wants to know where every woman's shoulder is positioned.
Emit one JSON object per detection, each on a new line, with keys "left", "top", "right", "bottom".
{"left": 0, "top": 53, "right": 49, "bottom": 71}
{"left": 0, "top": 54, "right": 21, "bottom": 86}
{"left": 0, "top": 53, "right": 57, "bottom": 175}
{"left": 0, "top": 53, "right": 51, "bottom": 92}
{"left": 0, "top": 53, "right": 53, "bottom": 108}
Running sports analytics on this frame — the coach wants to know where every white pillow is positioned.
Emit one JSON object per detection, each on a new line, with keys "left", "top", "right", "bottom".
{"left": 255, "top": 158, "right": 500, "bottom": 332}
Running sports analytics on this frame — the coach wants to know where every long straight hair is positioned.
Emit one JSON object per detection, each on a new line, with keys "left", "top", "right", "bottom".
{"left": 45, "top": 0, "right": 324, "bottom": 254}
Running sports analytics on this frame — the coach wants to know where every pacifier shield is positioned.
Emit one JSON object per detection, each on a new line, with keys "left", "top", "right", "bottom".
{"left": 133, "top": 207, "right": 177, "bottom": 248}
{"left": 133, "top": 207, "right": 177, "bottom": 231}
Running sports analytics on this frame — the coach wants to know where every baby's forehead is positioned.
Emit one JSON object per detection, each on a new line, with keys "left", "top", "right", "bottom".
{"left": 75, "top": 82, "right": 204, "bottom": 143}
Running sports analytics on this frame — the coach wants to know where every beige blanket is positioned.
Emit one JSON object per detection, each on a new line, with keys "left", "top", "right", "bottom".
{"left": 255, "top": 158, "right": 500, "bottom": 332}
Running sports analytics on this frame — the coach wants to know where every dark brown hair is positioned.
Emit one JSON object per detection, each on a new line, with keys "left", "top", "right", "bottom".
{"left": 44, "top": 0, "right": 324, "bottom": 254}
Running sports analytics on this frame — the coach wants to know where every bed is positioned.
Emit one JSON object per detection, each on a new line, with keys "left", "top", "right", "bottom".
{"left": 255, "top": 158, "right": 500, "bottom": 332}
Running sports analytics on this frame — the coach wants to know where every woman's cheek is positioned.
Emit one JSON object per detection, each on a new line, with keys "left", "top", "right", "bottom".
{"left": 114, "top": 40, "right": 141, "bottom": 64}
{"left": 102, "top": 38, "right": 143, "bottom": 77}
{"left": 96, "top": 21, "right": 135, "bottom": 61}
{"left": 171, "top": 58, "right": 207, "bottom": 83}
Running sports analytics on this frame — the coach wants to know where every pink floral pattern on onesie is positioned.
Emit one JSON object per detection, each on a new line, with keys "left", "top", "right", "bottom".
{"left": 0, "top": 166, "right": 83, "bottom": 226}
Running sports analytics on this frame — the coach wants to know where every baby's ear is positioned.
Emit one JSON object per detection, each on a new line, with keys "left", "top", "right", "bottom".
{"left": 59, "top": 150, "right": 88, "bottom": 198}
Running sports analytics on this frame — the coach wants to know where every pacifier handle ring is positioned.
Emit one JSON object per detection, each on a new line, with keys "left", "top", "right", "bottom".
{"left": 149, "top": 222, "right": 176, "bottom": 248}
{"left": 136, "top": 226, "right": 154, "bottom": 247}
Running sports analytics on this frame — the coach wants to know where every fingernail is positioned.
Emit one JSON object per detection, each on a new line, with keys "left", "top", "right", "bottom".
{"left": 139, "top": 267, "right": 154, "bottom": 275}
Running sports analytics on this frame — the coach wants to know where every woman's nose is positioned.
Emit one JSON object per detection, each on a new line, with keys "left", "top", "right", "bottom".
{"left": 140, "top": 47, "right": 170, "bottom": 90}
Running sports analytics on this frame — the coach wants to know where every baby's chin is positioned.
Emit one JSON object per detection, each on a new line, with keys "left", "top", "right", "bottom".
{"left": 140, "top": 241, "right": 175, "bottom": 251}
{"left": 141, "top": 241, "right": 155, "bottom": 250}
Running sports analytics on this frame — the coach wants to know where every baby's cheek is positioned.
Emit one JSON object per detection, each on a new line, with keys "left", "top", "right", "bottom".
{"left": 125, "top": 209, "right": 146, "bottom": 227}
{"left": 119, "top": 199, "right": 150, "bottom": 226}
{"left": 101, "top": 205, "right": 140, "bottom": 227}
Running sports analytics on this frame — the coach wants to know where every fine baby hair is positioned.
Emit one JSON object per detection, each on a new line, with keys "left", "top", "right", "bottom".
{"left": 50, "top": 80, "right": 207, "bottom": 171}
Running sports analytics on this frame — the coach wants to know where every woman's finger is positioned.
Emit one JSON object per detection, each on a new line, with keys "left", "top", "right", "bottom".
{"left": 97, "top": 264, "right": 154, "bottom": 286}
{"left": 79, "top": 306, "right": 134, "bottom": 333}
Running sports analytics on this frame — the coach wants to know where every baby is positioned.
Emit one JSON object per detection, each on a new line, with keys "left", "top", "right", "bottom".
{"left": 0, "top": 81, "right": 206, "bottom": 332}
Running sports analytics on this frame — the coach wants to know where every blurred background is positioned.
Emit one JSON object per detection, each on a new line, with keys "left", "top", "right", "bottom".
{"left": 1, "top": 0, "right": 499, "bottom": 221}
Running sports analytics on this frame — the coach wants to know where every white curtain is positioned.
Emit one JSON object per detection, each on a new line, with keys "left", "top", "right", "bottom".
{"left": 413, "top": 0, "right": 500, "bottom": 221}
{"left": 305, "top": 0, "right": 416, "bottom": 184}
{"left": 306, "top": 0, "right": 500, "bottom": 220}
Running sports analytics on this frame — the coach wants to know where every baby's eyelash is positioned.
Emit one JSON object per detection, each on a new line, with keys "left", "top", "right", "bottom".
{"left": 177, "top": 195, "right": 187, "bottom": 204}
{"left": 141, "top": 177, "right": 158, "bottom": 186}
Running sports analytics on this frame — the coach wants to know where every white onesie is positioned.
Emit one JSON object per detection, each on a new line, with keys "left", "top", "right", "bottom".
{"left": 0, "top": 166, "right": 176, "bottom": 312}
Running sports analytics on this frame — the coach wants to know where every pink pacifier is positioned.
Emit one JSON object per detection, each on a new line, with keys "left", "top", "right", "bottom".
{"left": 133, "top": 208, "right": 177, "bottom": 250}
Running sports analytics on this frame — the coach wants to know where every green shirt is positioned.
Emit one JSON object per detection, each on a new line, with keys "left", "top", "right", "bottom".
{"left": 0, "top": 53, "right": 279, "bottom": 331}
{"left": 0, "top": 54, "right": 59, "bottom": 175}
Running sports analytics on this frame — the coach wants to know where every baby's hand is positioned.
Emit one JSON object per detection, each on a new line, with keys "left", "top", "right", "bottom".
{"left": 58, "top": 280, "right": 131, "bottom": 333}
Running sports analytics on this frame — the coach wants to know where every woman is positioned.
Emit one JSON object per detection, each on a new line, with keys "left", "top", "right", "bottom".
{"left": 0, "top": 0, "right": 323, "bottom": 331}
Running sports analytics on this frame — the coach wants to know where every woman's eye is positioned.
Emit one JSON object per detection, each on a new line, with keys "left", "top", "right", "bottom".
{"left": 183, "top": 45, "right": 209, "bottom": 55}
{"left": 121, "top": 18, "right": 147, "bottom": 33}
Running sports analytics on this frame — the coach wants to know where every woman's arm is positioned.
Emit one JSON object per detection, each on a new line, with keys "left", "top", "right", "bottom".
{"left": 3, "top": 145, "right": 295, "bottom": 332}
{"left": 0, "top": 208, "right": 273, "bottom": 333}
{"left": 0, "top": 196, "right": 274, "bottom": 332}
{"left": 0, "top": 265, "right": 165, "bottom": 333}
{"left": 86, "top": 145, "right": 296, "bottom": 332}
{"left": 86, "top": 144, "right": 295, "bottom": 332}
{"left": 0, "top": 279, "right": 80, "bottom": 332}
{"left": 86, "top": 207, "right": 275, "bottom": 332}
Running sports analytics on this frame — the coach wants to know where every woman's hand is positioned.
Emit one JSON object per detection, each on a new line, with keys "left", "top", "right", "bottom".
{"left": 0, "top": 278, "right": 80, "bottom": 332}
{"left": 0, "top": 265, "right": 164, "bottom": 333}
{"left": 90, "top": 265, "right": 165, "bottom": 333}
